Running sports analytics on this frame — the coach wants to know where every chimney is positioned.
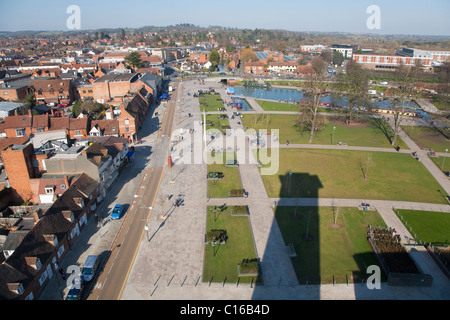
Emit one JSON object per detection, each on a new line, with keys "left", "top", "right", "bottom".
{"left": 64, "top": 175, "right": 69, "bottom": 189}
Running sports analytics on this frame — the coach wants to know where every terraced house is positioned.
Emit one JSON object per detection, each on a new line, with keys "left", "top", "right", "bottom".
{"left": 0, "top": 173, "right": 100, "bottom": 300}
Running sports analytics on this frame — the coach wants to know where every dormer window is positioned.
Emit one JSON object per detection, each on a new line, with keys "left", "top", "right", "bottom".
{"left": 45, "top": 186, "right": 55, "bottom": 194}
{"left": 73, "top": 197, "right": 84, "bottom": 208}
{"left": 25, "top": 257, "right": 42, "bottom": 270}
{"left": 7, "top": 283, "right": 24, "bottom": 295}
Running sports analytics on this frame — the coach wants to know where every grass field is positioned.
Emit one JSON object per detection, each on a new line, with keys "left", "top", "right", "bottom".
{"left": 260, "top": 149, "right": 447, "bottom": 204}
{"left": 275, "top": 206, "right": 387, "bottom": 284}
{"left": 202, "top": 114, "right": 230, "bottom": 133}
{"left": 402, "top": 125, "right": 450, "bottom": 153}
{"left": 199, "top": 93, "right": 225, "bottom": 112}
{"left": 203, "top": 206, "right": 259, "bottom": 283}
{"left": 207, "top": 152, "right": 242, "bottom": 198}
{"left": 242, "top": 113, "right": 408, "bottom": 149}
{"left": 430, "top": 156, "right": 450, "bottom": 172}
{"left": 395, "top": 209, "right": 450, "bottom": 246}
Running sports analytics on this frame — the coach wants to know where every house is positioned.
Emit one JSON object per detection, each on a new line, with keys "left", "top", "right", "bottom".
{"left": 4, "top": 114, "right": 33, "bottom": 138}
{"left": 0, "top": 102, "right": 28, "bottom": 119}
{"left": 0, "top": 173, "right": 100, "bottom": 300}
{"left": 267, "top": 61, "right": 299, "bottom": 74}
{"left": 117, "top": 89, "right": 150, "bottom": 141}
{"left": 43, "top": 137, "right": 127, "bottom": 198}
{"left": 27, "top": 79, "right": 74, "bottom": 105}
{"left": 68, "top": 117, "right": 90, "bottom": 140}
{"left": 92, "top": 72, "right": 140, "bottom": 105}
{"left": 89, "top": 119, "right": 119, "bottom": 137}
{"left": 244, "top": 62, "right": 265, "bottom": 75}
{"left": 37, "top": 174, "right": 78, "bottom": 204}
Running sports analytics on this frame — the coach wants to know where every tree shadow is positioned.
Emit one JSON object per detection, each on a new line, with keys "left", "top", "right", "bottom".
{"left": 368, "top": 116, "right": 393, "bottom": 145}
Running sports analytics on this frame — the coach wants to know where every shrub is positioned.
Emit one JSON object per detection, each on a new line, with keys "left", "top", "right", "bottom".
{"left": 229, "top": 189, "right": 244, "bottom": 197}
{"left": 240, "top": 258, "right": 259, "bottom": 274}
{"left": 206, "top": 229, "right": 227, "bottom": 244}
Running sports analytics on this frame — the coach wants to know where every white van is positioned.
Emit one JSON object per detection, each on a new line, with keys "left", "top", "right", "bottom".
{"left": 81, "top": 255, "right": 99, "bottom": 282}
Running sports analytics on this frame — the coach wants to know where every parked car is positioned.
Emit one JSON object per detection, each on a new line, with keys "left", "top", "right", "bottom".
{"left": 65, "top": 284, "right": 82, "bottom": 300}
{"left": 111, "top": 204, "right": 123, "bottom": 220}
{"left": 81, "top": 255, "right": 99, "bottom": 282}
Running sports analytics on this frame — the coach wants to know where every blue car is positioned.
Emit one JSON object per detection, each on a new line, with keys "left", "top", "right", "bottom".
{"left": 111, "top": 204, "right": 123, "bottom": 220}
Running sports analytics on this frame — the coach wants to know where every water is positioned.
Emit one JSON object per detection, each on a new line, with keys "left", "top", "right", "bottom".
{"left": 230, "top": 96, "right": 253, "bottom": 111}
{"left": 232, "top": 86, "right": 428, "bottom": 118}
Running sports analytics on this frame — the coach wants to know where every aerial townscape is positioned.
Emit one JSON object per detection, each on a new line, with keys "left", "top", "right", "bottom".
{"left": 0, "top": 1, "right": 449, "bottom": 308}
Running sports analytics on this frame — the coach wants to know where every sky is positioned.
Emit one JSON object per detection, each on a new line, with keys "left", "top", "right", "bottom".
{"left": 0, "top": 0, "right": 449, "bottom": 36}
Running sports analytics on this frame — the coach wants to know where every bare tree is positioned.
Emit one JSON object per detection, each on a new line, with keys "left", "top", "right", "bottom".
{"left": 358, "top": 152, "right": 373, "bottom": 180}
{"left": 336, "top": 60, "right": 370, "bottom": 123}
{"left": 391, "top": 62, "right": 421, "bottom": 146}
{"left": 294, "top": 57, "right": 327, "bottom": 143}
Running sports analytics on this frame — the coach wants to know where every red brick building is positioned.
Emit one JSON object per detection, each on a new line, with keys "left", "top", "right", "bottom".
{"left": 27, "top": 79, "right": 74, "bottom": 105}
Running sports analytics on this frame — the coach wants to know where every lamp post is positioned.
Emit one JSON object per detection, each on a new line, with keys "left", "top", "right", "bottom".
{"left": 442, "top": 149, "right": 448, "bottom": 171}
{"left": 332, "top": 126, "right": 336, "bottom": 145}
{"left": 288, "top": 172, "right": 293, "bottom": 197}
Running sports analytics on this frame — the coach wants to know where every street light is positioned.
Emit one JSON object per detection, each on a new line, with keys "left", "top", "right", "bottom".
{"left": 332, "top": 126, "right": 336, "bottom": 145}
{"left": 288, "top": 172, "right": 293, "bottom": 197}
{"left": 442, "top": 149, "right": 448, "bottom": 171}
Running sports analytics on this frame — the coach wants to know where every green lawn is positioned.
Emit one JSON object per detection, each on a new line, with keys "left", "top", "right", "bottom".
{"left": 256, "top": 99, "right": 301, "bottom": 112}
{"left": 199, "top": 93, "right": 225, "bottom": 112}
{"left": 207, "top": 152, "right": 242, "bottom": 198}
{"left": 202, "top": 114, "right": 230, "bottom": 133}
{"left": 430, "top": 156, "right": 450, "bottom": 172}
{"left": 402, "top": 125, "right": 450, "bottom": 153}
{"left": 203, "top": 206, "right": 259, "bottom": 283}
{"left": 395, "top": 209, "right": 450, "bottom": 246}
{"left": 275, "top": 206, "right": 387, "bottom": 284}
{"left": 242, "top": 113, "right": 408, "bottom": 149}
{"left": 261, "top": 149, "right": 448, "bottom": 204}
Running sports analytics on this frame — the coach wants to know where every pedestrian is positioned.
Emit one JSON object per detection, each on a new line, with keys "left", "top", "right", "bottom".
{"left": 286, "top": 140, "right": 289, "bottom": 145}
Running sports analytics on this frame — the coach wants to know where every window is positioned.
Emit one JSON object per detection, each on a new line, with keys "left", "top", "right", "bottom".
{"left": 57, "top": 245, "right": 65, "bottom": 258}
{"left": 3, "top": 91, "right": 8, "bottom": 95}
{"left": 124, "top": 119, "right": 129, "bottom": 125}
{"left": 16, "top": 128, "right": 26, "bottom": 137}
{"left": 36, "top": 127, "right": 45, "bottom": 132}
{"left": 45, "top": 187, "right": 54, "bottom": 194}
{"left": 75, "top": 130, "right": 81, "bottom": 136}
{"left": 39, "top": 271, "right": 48, "bottom": 286}
{"left": 61, "top": 184, "right": 66, "bottom": 190}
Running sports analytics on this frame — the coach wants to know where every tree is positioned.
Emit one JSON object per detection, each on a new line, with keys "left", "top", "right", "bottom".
{"left": 208, "top": 49, "right": 220, "bottom": 71}
{"left": 120, "top": 28, "right": 126, "bottom": 41}
{"left": 390, "top": 62, "right": 421, "bottom": 146}
{"left": 294, "top": 57, "right": 327, "bottom": 143}
{"left": 336, "top": 60, "right": 370, "bottom": 123}
{"left": 240, "top": 47, "right": 259, "bottom": 62}
{"left": 124, "top": 52, "right": 144, "bottom": 70}
{"left": 332, "top": 51, "right": 344, "bottom": 66}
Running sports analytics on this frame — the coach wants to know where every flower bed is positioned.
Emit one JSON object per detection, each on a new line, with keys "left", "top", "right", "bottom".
{"left": 368, "top": 226, "right": 420, "bottom": 274}
{"left": 238, "top": 258, "right": 260, "bottom": 277}
{"left": 229, "top": 189, "right": 245, "bottom": 197}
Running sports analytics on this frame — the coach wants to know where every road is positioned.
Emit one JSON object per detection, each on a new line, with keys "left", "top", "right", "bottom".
{"left": 87, "top": 81, "right": 180, "bottom": 300}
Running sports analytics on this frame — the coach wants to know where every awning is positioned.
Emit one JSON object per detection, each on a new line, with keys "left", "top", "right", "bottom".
{"left": 126, "top": 151, "right": 135, "bottom": 158}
